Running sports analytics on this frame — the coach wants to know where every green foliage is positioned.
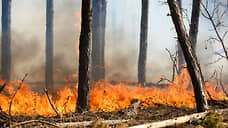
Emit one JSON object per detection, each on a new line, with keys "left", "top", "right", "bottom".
{"left": 201, "top": 111, "right": 225, "bottom": 128}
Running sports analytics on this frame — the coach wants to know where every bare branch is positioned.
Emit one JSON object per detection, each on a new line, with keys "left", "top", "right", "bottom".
{"left": 222, "top": 31, "right": 228, "bottom": 40}
{"left": 214, "top": 52, "right": 227, "bottom": 58}
{"left": 211, "top": 3, "right": 219, "bottom": 18}
{"left": 201, "top": 11, "right": 210, "bottom": 19}
{"left": 207, "top": 37, "right": 220, "bottom": 42}
{"left": 0, "top": 83, "right": 7, "bottom": 94}
{"left": 206, "top": 56, "right": 224, "bottom": 66}
{"left": 43, "top": 88, "right": 61, "bottom": 117}
{"left": 57, "top": 119, "right": 129, "bottom": 127}
{"left": 9, "top": 73, "right": 28, "bottom": 121}
{"left": 201, "top": 2, "right": 228, "bottom": 60}
{"left": 165, "top": 48, "right": 179, "bottom": 81}
{"left": 9, "top": 120, "right": 59, "bottom": 128}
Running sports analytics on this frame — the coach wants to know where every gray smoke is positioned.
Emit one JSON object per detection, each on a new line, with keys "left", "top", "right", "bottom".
{"left": 0, "top": 0, "right": 227, "bottom": 90}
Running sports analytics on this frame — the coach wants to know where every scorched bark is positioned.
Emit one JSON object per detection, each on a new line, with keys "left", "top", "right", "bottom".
{"left": 76, "top": 0, "right": 93, "bottom": 113}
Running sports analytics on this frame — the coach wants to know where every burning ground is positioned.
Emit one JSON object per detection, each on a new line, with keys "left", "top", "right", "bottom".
{"left": 0, "top": 69, "right": 228, "bottom": 127}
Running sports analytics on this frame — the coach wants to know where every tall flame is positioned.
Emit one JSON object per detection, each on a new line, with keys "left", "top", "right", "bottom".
{"left": 0, "top": 69, "right": 227, "bottom": 116}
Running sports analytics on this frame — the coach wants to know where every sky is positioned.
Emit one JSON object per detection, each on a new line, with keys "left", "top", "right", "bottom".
{"left": 0, "top": 0, "right": 227, "bottom": 86}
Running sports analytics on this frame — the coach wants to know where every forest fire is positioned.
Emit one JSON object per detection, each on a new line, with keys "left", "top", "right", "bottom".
{"left": 0, "top": 69, "right": 227, "bottom": 117}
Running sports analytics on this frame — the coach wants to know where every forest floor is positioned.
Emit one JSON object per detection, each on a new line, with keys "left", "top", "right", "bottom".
{"left": 1, "top": 100, "right": 228, "bottom": 128}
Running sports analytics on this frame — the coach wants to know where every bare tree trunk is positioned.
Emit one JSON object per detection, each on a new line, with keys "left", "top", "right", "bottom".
{"left": 189, "top": 0, "right": 201, "bottom": 52}
{"left": 167, "top": 0, "right": 208, "bottom": 112}
{"left": 46, "top": 0, "right": 54, "bottom": 90}
{"left": 76, "top": 0, "right": 93, "bottom": 113}
{"left": 176, "top": 0, "right": 185, "bottom": 73}
{"left": 1, "top": 0, "right": 12, "bottom": 81}
{"left": 138, "top": 0, "right": 149, "bottom": 86}
{"left": 91, "top": 0, "right": 106, "bottom": 81}
{"left": 100, "top": 0, "right": 106, "bottom": 80}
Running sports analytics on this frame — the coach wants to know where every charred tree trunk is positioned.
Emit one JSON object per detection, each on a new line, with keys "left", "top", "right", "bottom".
{"left": 176, "top": 0, "right": 185, "bottom": 73}
{"left": 76, "top": 0, "right": 93, "bottom": 113}
{"left": 46, "top": 0, "right": 54, "bottom": 89}
{"left": 1, "top": 0, "right": 12, "bottom": 81}
{"left": 91, "top": 0, "right": 106, "bottom": 81}
{"left": 138, "top": 0, "right": 149, "bottom": 86}
{"left": 167, "top": 0, "right": 208, "bottom": 112}
{"left": 189, "top": 0, "right": 201, "bottom": 52}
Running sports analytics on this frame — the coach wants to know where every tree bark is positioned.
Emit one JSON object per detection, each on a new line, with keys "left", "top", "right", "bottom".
{"left": 46, "top": 0, "right": 54, "bottom": 90}
{"left": 189, "top": 0, "right": 201, "bottom": 52}
{"left": 76, "top": 0, "right": 93, "bottom": 113}
{"left": 176, "top": 0, "right": 185, "bottom": 73}
{"left": 1, "top": 0, "right": 12, "bottom": 81}
{"left": 91, "top": 0, "right": 106, "bottom": 81}
{"left": 138, "top": 0, "right": 149, "bottom": 86}
{"left": 167, "top": 0, "right": 208, "bottom": 112}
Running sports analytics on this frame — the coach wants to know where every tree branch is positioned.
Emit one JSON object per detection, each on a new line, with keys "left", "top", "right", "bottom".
{"left": 9, "top": 73, "right": 28, "bottom": 121}
{"left": 201, "top": 2, "right": 228, "bottom": 60}
{"left": 43, "top": 88, "right": 61, "bottom": 117}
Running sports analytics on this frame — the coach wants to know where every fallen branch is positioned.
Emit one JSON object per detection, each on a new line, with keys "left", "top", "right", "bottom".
{"left": 56, "top": 119, "right": 129, "bottom": 127}
{"left": 129, "top": 111, "right": 208, "bottom": 128}
{"left": 129, "top": 108, "right": 228, "bottom": 128}
{"left": 0, "top": 112, "right": 9, "bottom": 120}
{"left": 156, "top": 76, "right": 172, "bottom": 85}
{"left": 9, "top": 120, "right": 59, "bottom": 128}
{"left": 43, "top": 88, "right": 61, "bottom": 117}
{"left": 0, "top": 83, "right": 7, "bottom": 94}
{"left": 9, "top": 74, "right": 28, "bottom": 119}
{"left": 215, "top": 108, "right": 228, "bottom": 114}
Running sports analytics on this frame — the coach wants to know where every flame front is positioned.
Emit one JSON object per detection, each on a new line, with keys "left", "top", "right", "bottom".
{"left": 0, "top": 69, "right": 227, "bottom": 116}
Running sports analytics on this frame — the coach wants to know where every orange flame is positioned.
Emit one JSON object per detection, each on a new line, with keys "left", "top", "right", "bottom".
{"left": 0, "top": 69, "right": 227, "bottom": 116}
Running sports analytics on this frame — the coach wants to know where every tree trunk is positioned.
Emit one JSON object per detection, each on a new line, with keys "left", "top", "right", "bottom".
{"left": 189, "top": 0, "right": 201, "bottom": 52}
{"left": 76, "top": 0, "right": 93, "bottom": 113}
{"left": 46, "top": 0, "right": 54, "bottom": 90}
{"left": 167, "top": 0, "right": 208, "bottom": 112}
{"left": 176, "top": 0, "right": 185, "bottom": 73}
{"left": 138, "top": 0, "right": 149, "bottom": 86}
{"left": 1, "top": 0, "right": 12, "bottom": 81}
{"left": 100, "top": 0, "right": 106, "bottom": 80}
{"left": 91, "top": 0, "right": 106, "bottom": 81}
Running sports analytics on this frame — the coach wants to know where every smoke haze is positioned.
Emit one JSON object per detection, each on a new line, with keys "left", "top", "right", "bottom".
{"left": 0, "top": 0, "right": 227, "bottom": 88}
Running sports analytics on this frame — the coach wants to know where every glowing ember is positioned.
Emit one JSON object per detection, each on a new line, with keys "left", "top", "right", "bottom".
{"left": 0, "top": 69, "right": 227, "bottom": 116}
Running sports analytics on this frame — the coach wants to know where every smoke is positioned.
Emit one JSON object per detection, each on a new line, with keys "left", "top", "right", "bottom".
{"left": 105, "top": 27, "right": 173, "bottom": 82}
{"left": 0, "top": 0, "right": 227, "bottom": 89}
{"left": 0, "top": 0, "right": 81, "bottom": 87}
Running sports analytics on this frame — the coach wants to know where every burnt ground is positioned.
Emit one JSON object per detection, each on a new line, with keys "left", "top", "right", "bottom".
{"left": 0, "top": 100, "right": 228, "bottom": 128}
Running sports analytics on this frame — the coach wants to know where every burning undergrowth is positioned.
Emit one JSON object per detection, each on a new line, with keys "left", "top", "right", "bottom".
{"left": 0, "top": 69, "right": 227, "bottom": 117}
